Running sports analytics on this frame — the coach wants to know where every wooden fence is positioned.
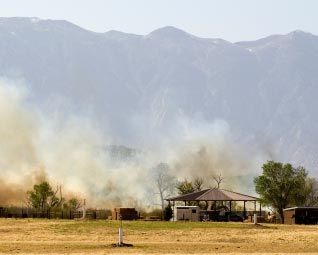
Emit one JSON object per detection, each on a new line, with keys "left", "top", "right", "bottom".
{"left": 0, "top": 207, "right": 111, "bottom": 220}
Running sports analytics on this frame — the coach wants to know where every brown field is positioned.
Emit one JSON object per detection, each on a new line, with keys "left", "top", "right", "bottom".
{"left": 0, "top": 218, "right": 318, "bottom": 255}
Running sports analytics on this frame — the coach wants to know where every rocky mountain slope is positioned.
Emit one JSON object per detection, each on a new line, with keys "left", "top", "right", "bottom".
{"left": 1, "top": 17, "right": 318, "bottom": 173}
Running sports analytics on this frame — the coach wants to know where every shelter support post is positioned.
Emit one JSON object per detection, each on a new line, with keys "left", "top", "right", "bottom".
{"left": 243, "top": 201, "right": 246, "bottom": 219}
{"left": 254, "top": 201, "right": 256, "bottom": 213}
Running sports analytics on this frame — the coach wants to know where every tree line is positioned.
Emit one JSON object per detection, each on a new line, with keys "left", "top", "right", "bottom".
{"left": 25, "top": 160, "right": 318, "bottom": 224}
{"left": 26, "top": 181, "right": 82, "bottom": 211}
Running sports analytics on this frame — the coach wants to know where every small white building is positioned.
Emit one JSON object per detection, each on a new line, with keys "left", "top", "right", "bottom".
{"left": 174, "top": 206, "right": 200, "bottom": 221}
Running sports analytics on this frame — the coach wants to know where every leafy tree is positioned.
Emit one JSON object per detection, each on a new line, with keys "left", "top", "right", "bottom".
{"left": 176, "top": 179, "right": 195, "bottom": 195}
{"left": 254, "top": 161, "right": 307, "bottom": 223}
{"left": 176, "top": 177, "right": 204, "bottom": 195}
{"left": 176, "top": 178, "right": 205, "bottom": 206}
{"left": 27, "top": 181, "right": 61, "bottom": 209}
{"left": 66, "top": 198, "right": 82, "bottom": 210}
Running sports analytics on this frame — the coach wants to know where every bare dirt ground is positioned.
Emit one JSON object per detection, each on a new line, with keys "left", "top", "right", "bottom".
{"left": 0, "top": 219, "right": 318, "bottom": 254}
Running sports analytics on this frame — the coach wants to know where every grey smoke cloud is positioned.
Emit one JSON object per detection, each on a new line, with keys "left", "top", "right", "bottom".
{"left": 0, "top": 78, "right": 268, "bottom": 208}
{"left": 157, "top": 117, "right": 266, "bottom": 192}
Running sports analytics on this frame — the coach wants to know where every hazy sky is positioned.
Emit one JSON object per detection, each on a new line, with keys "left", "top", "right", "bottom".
{"left": 0, "top": 0, "right": 317, "bottom": 42}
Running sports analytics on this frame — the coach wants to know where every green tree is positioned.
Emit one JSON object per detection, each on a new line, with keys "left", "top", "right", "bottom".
{"left": 176, "top": 179, "right": 195, "bottom": 195}
{"left": 66, "top": 198, "right": 82, "bottom": 210}
{"left": 27, "top": 181, "right": 61, "bottom": 209}
{"left": 176, "top": 178, "right": 205, "bottom": 206}
{"left": 254, "top": 161, "right": 307, "bottom": 223}
{"left": 176, "top": 177, "right": 204, "bottom": 195}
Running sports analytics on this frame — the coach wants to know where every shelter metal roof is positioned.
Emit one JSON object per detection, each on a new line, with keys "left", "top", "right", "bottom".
{"left": 283, "top": 207, "right": 318, "bottom": 211}
{"left": 166, "top": 188, "right": 258, "bottom": 202}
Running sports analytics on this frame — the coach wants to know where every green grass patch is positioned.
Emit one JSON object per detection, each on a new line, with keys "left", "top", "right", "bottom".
{"left": 47, "top": 219, "right": 260, "bottom": 233}
{"left": 2, "top": 218, "right": 275, "bottom": 235}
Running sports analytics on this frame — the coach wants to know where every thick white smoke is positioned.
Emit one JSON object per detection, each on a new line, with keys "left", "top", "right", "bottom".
{"left": 0, "top": 78, "right": 268, "bottom": 208}
{"left": 0, "top": 79, "right": 155, "bottom": 208}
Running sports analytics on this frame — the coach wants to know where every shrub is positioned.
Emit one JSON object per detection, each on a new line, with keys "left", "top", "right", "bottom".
{"left": 164, "top": 204, "right": 173, "bottom": 221}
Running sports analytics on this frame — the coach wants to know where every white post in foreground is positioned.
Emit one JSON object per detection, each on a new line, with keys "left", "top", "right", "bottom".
{"left": 254, "top": 213, "right": 257, "bottom": 224}
{"left": 118, "top": 227, "right": 123, "bottom": 245}
{"left": 118, "top": 214, "right": 123, "bottom": 245}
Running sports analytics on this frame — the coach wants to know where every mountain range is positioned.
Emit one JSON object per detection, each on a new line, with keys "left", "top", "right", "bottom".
{"left": 1, "top": 17, "right": 318, "bottom": 173}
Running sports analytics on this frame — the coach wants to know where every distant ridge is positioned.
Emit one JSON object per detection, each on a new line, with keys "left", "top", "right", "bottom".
{"left": 0, "top": 17, "right": 318, "bottom": 172}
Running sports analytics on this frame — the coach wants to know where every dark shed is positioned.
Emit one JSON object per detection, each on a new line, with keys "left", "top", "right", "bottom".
{"left": 283, "top": 207, "right": 318, "bottom": 224}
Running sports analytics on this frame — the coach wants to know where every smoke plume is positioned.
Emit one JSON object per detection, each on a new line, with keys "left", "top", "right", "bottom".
{"left": 0, "top": 78, "right": 268, "bottom": 209}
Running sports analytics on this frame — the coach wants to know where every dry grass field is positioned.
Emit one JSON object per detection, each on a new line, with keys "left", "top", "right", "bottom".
{"left": 0, "top": 218, "right": 318, "bottom": 254}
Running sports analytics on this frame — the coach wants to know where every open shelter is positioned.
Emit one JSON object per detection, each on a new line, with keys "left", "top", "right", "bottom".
{"left": 166, "top": 188, "right": 261, "bottom": 220}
